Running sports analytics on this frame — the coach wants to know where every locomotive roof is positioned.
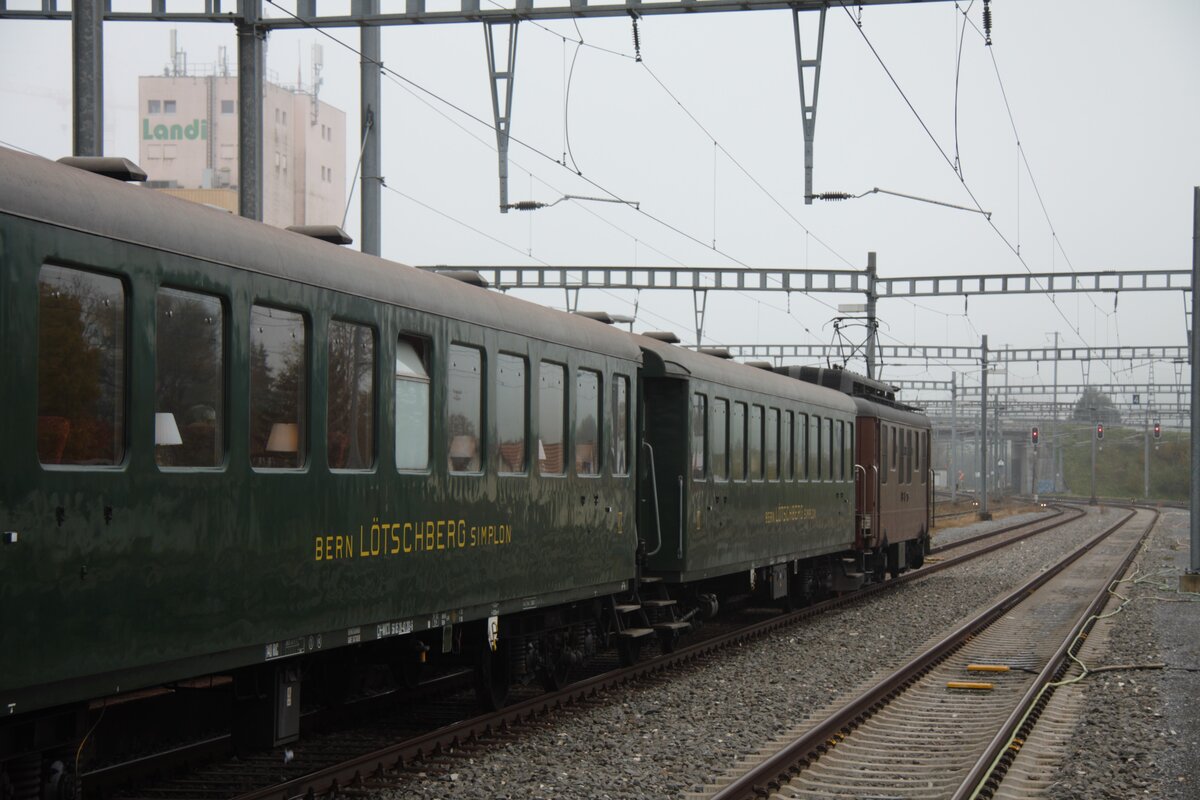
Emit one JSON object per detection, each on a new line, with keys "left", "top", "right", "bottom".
{"left": 634, "top": 335, "right": 858, "bottom": 414}
{"left": 0, "top": 148, "right": 642, "bottom": 363}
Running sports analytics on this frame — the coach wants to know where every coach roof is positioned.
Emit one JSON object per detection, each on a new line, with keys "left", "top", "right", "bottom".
{"left": 0, "top": 148, "right": 641, "bottom": 362}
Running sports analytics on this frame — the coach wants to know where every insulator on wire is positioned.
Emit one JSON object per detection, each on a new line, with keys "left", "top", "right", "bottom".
{"left": 983, "top": 0, "right": 993, "bottom": 46}
{"left": 631, "top": 17, "right": 642, "bottom": 62}
{"left": 814, "top": 191, "right": 853, "bottom": 201}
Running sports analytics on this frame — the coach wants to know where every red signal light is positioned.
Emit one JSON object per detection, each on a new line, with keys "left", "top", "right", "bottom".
{"left": 1031, "top": 426, "right": 1039, "bottom": 445}
{"left": 1096, "top": 423, "right": 1104, "bottom": 440}
{"left": 1153, "top": 422, "right": 1161, "bottom": 439}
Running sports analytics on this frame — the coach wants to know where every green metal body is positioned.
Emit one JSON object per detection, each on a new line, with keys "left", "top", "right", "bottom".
{"left": 636, "top": 339, "right": 858, "bottom": 582}
{"left": 0, "top": 149, "right": 639, "bottom": 722}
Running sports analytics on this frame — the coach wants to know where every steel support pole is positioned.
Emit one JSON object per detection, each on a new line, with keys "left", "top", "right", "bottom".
{"left": 1090, "top": 405, "right": 1098, "bottom": 506}
{"left": 359, "top": 0, "right": 381, "bottom": 256}
{"left": 237, "top": 0, "right": 265, "bottom": 221}
{"left": 1144, "top": 413, "right": 1150, "bottom": 500}
{"left": 1051, "top": 331, "right": 1059, "bottom": 491}
{"left": 979, "top": 335, "right": 990, "bottom": 520}
{"left": 866, "top": 251, "right": 877, "bottom": 380}
{"left": 792, "top": 6, "right": 825, "bottom": 206}
{"left": 950, "top": 372, "right": 957, "bottom": 503}
{"left": 71, "top": 0, "right": 103, "bottom": 156}
{"left": 1186, "top": 187, "right": 1200, "bottom": 590}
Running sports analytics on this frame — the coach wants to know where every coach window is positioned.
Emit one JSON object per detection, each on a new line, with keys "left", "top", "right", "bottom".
{"left": 497, "top": 353, "right": 527, "bottom": 474}
{"left": 576, "top": 369, "right": 601, "bottom": 476}
{"left": 824, "top": 417, "right": 834, "bottom": 481}
{"left": 37, "top": 265, "right": 126, "bottom": 466}
{"left": 394, "top": 336, "right": 430, "bottom": 471}
{"left": 155, "top": 288, "right": 223, "bottom": 468}
{"left": 448, "top": 344, "right": 483, "bottom": 473}
{"left": 810, "top": 414, "right": 822, "bottom": 481}
{"left": 730, "top": 401, "right": 746, "bottom": 481}
{"left": 781, "top": 411, "right": 793, "bottom": 481}
{"left": 250, "top": 305, "right": 306, "bottom": 469}
{"left": 847, "top": 422, "right": 855, "bottom": 481}
{"left": 796, "top": 412, "right": 808, "bottom": 480}
{"left": 539, "top": 361, "right": 566, "bottom": 475}
{"left": 327, "top": 321, "right": 375, "bottom": 471}
{"left": 766, "top": 408, "right": 779, "bottom": 481}
{"left": 691, "top": 393, "right": 707, "bottom": 479}
{"left": 612, "top": 374, "right": 630, "bottom": 475}
{"left": 748, "top": 405, "right": 764, "bottom": 481}
{"left": 711, "top": 398, "right": 729, "bottom": 481}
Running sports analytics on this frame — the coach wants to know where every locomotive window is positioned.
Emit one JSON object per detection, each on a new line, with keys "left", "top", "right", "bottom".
{"left": 748, "top": 405, "right": 763, "bottom": 481}
{"left": 766, "top": 407, "right": 779, "bottom": 481}
{"left": 327, "top": 321, "right": 375, "bottom": 471}
{"left": 539, "top": 361, "right": 565, "bottom": 475}
{"left": 796, "top": 412, "right": 808, "bottom": 480}
{"left": 691, "top": 393, "right": 707, "bottom": 479}
{"left": 448, "top": 344, "right": 484, "bottom": 474}
{"left": 37, "top": 265, "right": 127, "bottom": 466}
{"left": 711, "top": 398, "right": 729, "bottom": 481}
{"left": 496, "top": 353, "right": 527, "bottom": 474}
{"left": 781, "top": 411, "right": 792, "bottom": 481}
{"left": 155, "top": 288, "right": 223, "bottom": 469}
{"left": 250, "top": 305, "right": 306, "bottom": 469}
{"left": 612, "top": 374, "right": 630, "bottom": 476}
{"left": 730, "top": 401, "right": 746, "bottom": 481}
{"left": 891, "top": 426, "right": 898, "bottom": 471}
{"left": 880, "top": 424, "right": 888, "bottom": 484}
{"left": 575, "top": 369, "right": 601, "bottom": 476}
{"left": 919, "top": 432, "right": 927, "bottom": 483}
{"left": 907, "top": 430, "right": 914, "bottom": 484}
{"left": 394, "top": 336, "right": 430, "bottom": 471}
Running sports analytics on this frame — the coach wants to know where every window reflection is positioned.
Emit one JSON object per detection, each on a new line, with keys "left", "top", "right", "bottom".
{"left": 691, "top": 393, "right": 707, "bottom": 479}
{"left": 575, "top": 369, "right": 601, "bottom": 476}
{"left": 395, "top": 336, "right": 430, "bottom": 471}
{"left": 612, "top": 375, "right": 630, "bottom": 476}
{"left": 539, "top": 362, "right": 565, "bottom": 475}
{"left": 497, "top": 353, "right": 527, "bottom": 474}
{"left": 328, "top": 321, "right": 374, "bottom": 470}
{"left": 448, "top": 344, "right": 483, "bottom": 473}
{"left": 156, "top": 288, "right": 223, "bottom": 468}
{"left": 37, "top": 265, "right": 126, "bottom": 466}
{"left": 250, "top": 305, "right": 306, "bottom": 469}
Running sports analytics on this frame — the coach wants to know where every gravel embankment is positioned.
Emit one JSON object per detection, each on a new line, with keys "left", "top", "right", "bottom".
{"left": 1037, "top": 508, "right": 1200, "bottom": 800}
{"left": 373, "top": 506, "right": 1140, "bottom": 800}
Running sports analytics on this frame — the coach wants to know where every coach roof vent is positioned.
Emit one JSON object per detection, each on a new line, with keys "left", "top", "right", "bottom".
{"left": 745, "top": 361, "right": 775, "bottom": 371}
{"left": 57, "top": 156, "right": 147, "bottom": 182}
{"left": 286, "top": 225, "right": 353, "bottom": 245}
{"left": 700, "top": 347, "right": 733, "bottom": 359}
{"left": 574, "top": 311, "right": 614, "bottom": 324}
{"left": 643, "top": 331, "right": 680, "bottom": 344}
{"left": 436, "top": 269, "right": 490, "bottom": 288}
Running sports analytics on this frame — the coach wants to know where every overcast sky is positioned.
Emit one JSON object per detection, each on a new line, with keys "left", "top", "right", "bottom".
{"left": 2, "top": 0, "right": 1197, "bottom": 405}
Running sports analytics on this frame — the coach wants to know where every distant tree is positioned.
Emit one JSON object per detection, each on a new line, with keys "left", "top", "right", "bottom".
{"left": 1072, "top": 387, "right": 1122, "bottom": 425}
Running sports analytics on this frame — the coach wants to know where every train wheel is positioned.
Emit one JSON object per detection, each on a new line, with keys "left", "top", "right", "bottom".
{"left": 538, "top": 645, "right": 572, "bottom": 692}
{"left": 887, "top": 542, "right": 902, "bottom": 580}
{"left": 475, "top": 640, "right": 511, "bottom": 710}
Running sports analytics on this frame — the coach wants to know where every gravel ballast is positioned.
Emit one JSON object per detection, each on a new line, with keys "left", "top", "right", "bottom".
{"left": 374, "top": 505, "right": 1193, "bottom": 799}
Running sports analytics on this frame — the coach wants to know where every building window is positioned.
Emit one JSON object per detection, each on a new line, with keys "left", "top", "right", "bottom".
{"left": 250, "top": 305, "right": 306, "bottom": 470}
{"left": 575, "top": 369, "right": 601, "bottom": 476}
{"left": 163, "top": 100, "right": 176, "bottom": 114}
{"left": 327, "top": 321, "right": 375, "bottom": 471}
{"left": 538, "top": 361, "right": 565, "bottom": 475}
{"left": 147, "top": 99, "right": 161, "bottom": 114}
{"left": 447, "top": 344, "right": 483, "bottom": 474}
{"left": 282, "top": 110, "right": 287, "bottom": 124}
{"left": 394, "top": 336, "right": 429, "bottom": 471}
{"left": 611, "top": 374, "right": 629, "bottom": 476}
{"left": 37, "top": 265, "right": 126, "bottom": 466}
{"left": 221, "top": 99, "right": 235, "bottom": 114}
{"left": 496, "top": 353, "right": 527, "bottom": 474}
{"left": 690, "top": 393, "right": 706, "bottom": 479}
{"left": 155, "top": 288, "right": 223, "bottom": 469}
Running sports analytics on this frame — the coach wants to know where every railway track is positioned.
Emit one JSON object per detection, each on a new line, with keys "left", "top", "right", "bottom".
{"left": 690, "top": 504, "right": 1158, "bottom": 800}
{"left": 94, "top": 506, "right": 1083, "bottom": 800}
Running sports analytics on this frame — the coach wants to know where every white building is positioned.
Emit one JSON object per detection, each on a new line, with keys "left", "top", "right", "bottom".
{"left": 138, "top": 49, "right": 345, "bottom": 229}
